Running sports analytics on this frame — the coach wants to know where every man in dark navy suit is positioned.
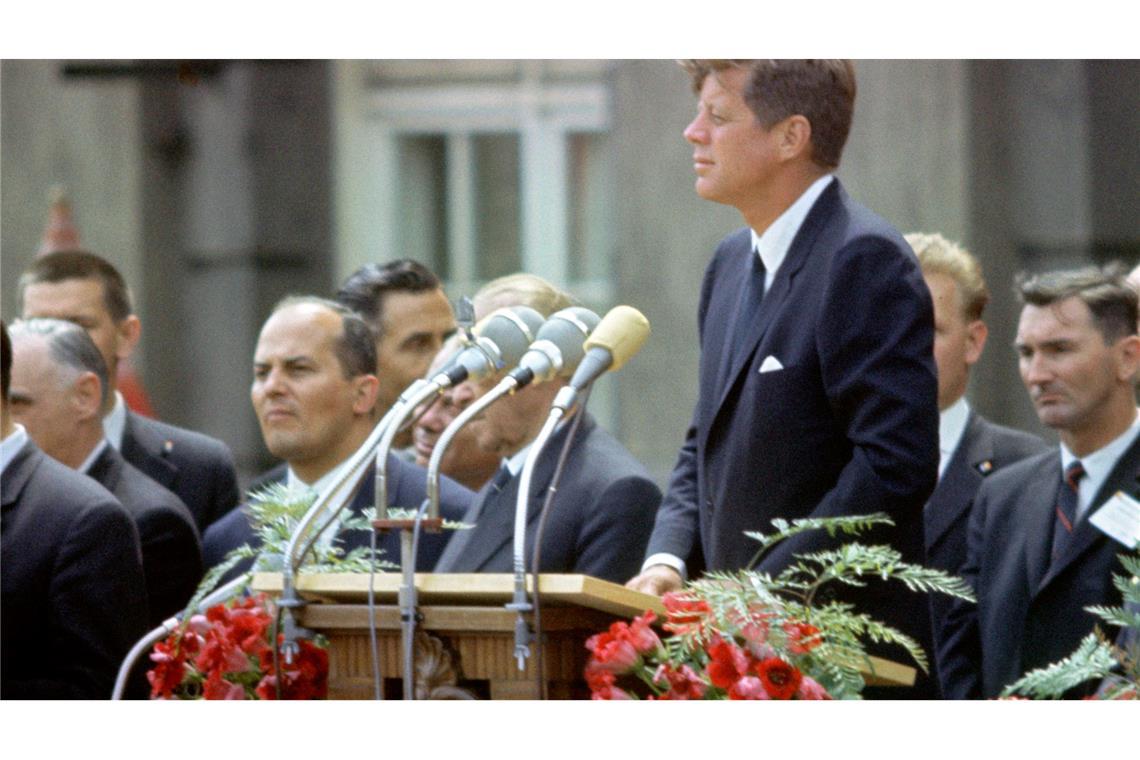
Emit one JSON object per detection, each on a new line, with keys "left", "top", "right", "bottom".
{"left": 905, "top": 233, "right": 1047, "bottom": 692}
{"left": 939, "top": 266, "right": 1140, "bottom": 698}
{"left": 1, "top": 320, "right": 149, "bottom": 699}
{"left": 8, "top": 319, "right": 202, "bottom": 627}
{"left": 19, "top": 251, "right": 240, "bottom": 533}
{"left": 627, "top": 60, "right": 940, "bottom": 695}
{"left": 202, "top": 297, "right": 472, "bottom": 576}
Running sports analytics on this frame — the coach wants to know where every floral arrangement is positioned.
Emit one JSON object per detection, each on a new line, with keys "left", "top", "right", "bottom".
{"left": 585, "top": 514, "right": 975, "bottom": 700}
{"left": 1002, "top": 550, "right": 1139, "bottom": 700}
{"left": 148, "top": 593, "right": 328, "bottom": 700}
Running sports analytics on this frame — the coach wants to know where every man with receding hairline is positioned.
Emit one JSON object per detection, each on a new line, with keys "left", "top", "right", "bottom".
{"left": 19, "top": 250, "right": 239, "bottom": 533}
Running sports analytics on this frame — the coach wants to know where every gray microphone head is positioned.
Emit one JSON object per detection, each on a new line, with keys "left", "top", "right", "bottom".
{"left": 517, "top": 306, "right": 601, "bottom": 381}
{"left": 453, "top": 305, "right": 544, "bottom": 379}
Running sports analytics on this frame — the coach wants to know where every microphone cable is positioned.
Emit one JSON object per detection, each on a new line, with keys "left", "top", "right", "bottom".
{"left": 528, "top": 384, "right": 592, "bottom": 700}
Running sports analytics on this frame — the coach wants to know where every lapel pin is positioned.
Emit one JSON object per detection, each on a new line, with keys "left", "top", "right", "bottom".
{"left": 163, "top": 440, "right": 174, "bottom": 454}
{"left": 976, "top": 460, "right": 994, "bottom": 475}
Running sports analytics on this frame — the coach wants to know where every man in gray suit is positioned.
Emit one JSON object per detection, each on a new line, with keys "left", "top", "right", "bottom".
{"left": 19, "top": 251, "right": 239, "bottom": 533}
{"left": 939, "top": 265, "right": 1140, "bottom": 698}
{"left": 906, "top": 233, "right": 1047, "bottom": 692}
{"left": 433, "top": 275, "right": 661, "bottom": 584}
{"left": 8, "top": 319, "right": 202, "bottom": 627}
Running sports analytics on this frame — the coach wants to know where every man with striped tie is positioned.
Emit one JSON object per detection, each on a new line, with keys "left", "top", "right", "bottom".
{"left": 938, "top": 265, "right": 1140, "bottom": 698}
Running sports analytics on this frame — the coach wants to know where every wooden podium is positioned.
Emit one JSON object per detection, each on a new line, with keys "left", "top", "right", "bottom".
{"left": 250, "top": 572, "right": 915, "bottom": 700}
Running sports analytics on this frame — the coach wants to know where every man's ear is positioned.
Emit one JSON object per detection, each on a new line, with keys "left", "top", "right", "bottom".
{"left": 114, "top": 315, "right": 141, "bottom": 361}
{"left": 1114, "top": 334, "right": 1140, "bottom": 383}
{"left": 964, "top": 320, "right": 989, "bottom": 366}
{"left": 353, "top": 373, "right": 381, "bottom": 415}
{"left": 72, "top": 371, "right": 104, "bottom": 421}
{"left": 778, "top": 115, "right": 813, "bottom": 162}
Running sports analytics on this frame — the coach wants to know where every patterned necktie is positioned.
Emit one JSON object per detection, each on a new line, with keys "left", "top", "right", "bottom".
{"left": 1051, "top": 460, "right": 1085, "bottom": 562}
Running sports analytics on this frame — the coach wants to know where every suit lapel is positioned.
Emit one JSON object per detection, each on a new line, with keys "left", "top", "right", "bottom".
{"left": 120, "top": 412, "right": 178, "bottom": 488}
{"left": 925, "top": 412, "right": 988, "bottom": 549}
{"left": 459, "top": 415, "right": 595, "bottom": 572}
{"left": 1024, "top": 454, "right": 1062, "bottom": 596}
{"left": 707, "top": 181, "right": 837, "bottom": 432}
{"left": 85, "top": 445, "right": 122, "bottom": 492}
{"left": 1, "top": 440, "right": 40, "bottom": 510}
{"left": 1038, "top": 434, "right": 1140, "bottom": 591}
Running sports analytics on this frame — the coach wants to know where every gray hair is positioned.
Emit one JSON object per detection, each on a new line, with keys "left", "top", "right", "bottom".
{"left": 9, "top": 318, "right": 110, "bottom": 407}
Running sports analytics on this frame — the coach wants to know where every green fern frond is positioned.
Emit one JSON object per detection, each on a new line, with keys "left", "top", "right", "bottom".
{"left": 1002, "top": 634, "right": 1118, "bottom": 699}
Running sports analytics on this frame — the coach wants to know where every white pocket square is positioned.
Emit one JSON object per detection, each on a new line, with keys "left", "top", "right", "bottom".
{"left": 758, "top": 355, "right": 784, "bottom": 374}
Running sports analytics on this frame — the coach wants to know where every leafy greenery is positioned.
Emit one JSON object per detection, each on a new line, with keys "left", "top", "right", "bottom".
{"left": 655, "top": 513, "right": 974, "bottom": 700}
{"left": 1003, "top": 549, "right": 1139, "bottom": 700}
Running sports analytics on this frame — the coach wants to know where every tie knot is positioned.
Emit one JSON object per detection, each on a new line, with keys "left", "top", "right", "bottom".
{"left": 1064, "top": 461, "right": 1085, "bottom": 492}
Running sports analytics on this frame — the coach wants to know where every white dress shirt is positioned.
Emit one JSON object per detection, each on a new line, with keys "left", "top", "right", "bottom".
{"left": 1060, "top": 407, "right": 1140, "bottom": 521}
{"left": 938, "top": 397, "right": 970, "bottom": 480}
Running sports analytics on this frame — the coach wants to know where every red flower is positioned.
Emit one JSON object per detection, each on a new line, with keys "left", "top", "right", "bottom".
{"left": 728, "top": 675, "right": 771, "bottom": 700}
{"left": 706, "top": 635, "right": 751, "bottom": 690}
{"left": 652, "top": 663, "right": 708, "bottom": 700}
{"left": 257, "top": 639, "right": 328, "bottom": 700}
{"left": 662, "top": 592, "right": 711, "bottom": 634}
{"left": 584, "top": 664, "right": 632, "bottom": 700}
{"left": 585, "top": 623, "right": 641, "bottom": 674}
{"left": 147, "top": 637, "right": 187, "bottom": 699}
{"left": 626, "top": 611, "right": 663, "bottom": 655}
{"left": 783, "top": 621, "right": 823, "bottom": 654}
{"left": 795, "top": 676, "right": 831, "bottom": 700}
{"left": 203, "top": 668, "right": 246, "bottom": 700}
{"left": 753, "top": 657, "right": 803, "bottom": 700}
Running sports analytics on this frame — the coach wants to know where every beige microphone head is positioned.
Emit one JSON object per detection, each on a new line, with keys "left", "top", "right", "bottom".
{"left": 583, "top": 305, "right": 650, "bottom": 372}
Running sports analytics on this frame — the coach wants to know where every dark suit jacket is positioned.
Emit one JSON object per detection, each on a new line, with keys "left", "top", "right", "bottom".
{"left": 433, "top": 413, "right": 661, "bottom": 584}
{"left": 120, "top": 409, "right": 240, "bottom": 534}
{"left": 1, "top": 439, "right": 149, "bottom": 699}
{"left": 87, "top": 444, "right": 204, "bottom": 626}
{"left": 938, "top": 435, "right": 1139, "bottom": 698}
{"left": 925, "top": 410, "right": 1046, "bottom": 692}
{"left": 202, "top": 453, "right": 473, "bottom": 580}
{"left": 645, "top": 179, "right": 939, "bottom": 692}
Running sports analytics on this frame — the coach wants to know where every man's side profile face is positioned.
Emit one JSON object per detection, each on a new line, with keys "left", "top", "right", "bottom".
{"left": 21, "top": 277, "right": 138, "bottom": 381}
{"left": 1016, "top": 297, "right": 1123, "bottom": 435}
{"left": 683, "top": 67, "right": 785, "bottom": 209}
{"left": 8, "top": 333, "right": 93, "bottom": 465}
{"left": 374, "top": 288, "right": 455, "bottom": 413}
{"left": 926, "top": 272, "right": 987, "bottom": 411}
{"left": 251, "top": 303, "right": 377, "bottom": 482}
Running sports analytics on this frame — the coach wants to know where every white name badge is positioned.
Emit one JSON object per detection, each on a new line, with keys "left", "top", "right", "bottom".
{"left": 1089, "top": 491, "right": 1140, "bottom": 548}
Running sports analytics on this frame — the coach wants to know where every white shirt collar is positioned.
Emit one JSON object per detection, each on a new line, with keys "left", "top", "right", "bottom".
{"left": 103, "top": 391, "right": 128, "bottom": 450}
{"left": 78, "top": 438, "right": 111, "bottom": 475}
{"left": 0, "top": 424, "right": 29, "bottom": 478}
{"left": 938, "top": 397, "right": 971, "bottom": 479}
{"left": 505, "top": 444, "right": 532, "bottom": 477}
{"left": 1060, "top": 407, "right": 1140, "bottom": 519}
{"left": 749, "top": 174, "right": 834, "bottom": 290}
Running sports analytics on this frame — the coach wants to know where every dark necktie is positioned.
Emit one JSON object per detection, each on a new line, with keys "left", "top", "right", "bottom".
{"left": 1051, "top": 460, "right": 1085, "bottom": 562}
{"left": 434, "top": 462, "right": 513, "bottom": 571}
{"left": 719, "top": 252, "right": 768, "bottom": 389}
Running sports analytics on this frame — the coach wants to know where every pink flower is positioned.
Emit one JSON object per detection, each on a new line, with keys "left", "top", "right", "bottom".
{"left": 585, "top": 624, "right": 641, "bottom": 674}
{"left": 652, "top": 663, "right": 708, "bottom": 700}
{"left": 626, "top": 611, "right": 663, "bottom": 655}
{"left": 202, "top": 668, "right": 246, "bottom": 700}
{"left": 728, "top": 675, "right": 771, "bottom": 700}
{"left": 795, "top": 676, "right": 831, "bottom": 700}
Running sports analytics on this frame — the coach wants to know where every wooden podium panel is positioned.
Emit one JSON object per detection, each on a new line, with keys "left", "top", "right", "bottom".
{"left": 250, "top": 573, "right": 913, "bottom": 699}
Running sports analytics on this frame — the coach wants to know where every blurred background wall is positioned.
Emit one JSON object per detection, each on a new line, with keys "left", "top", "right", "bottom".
{"left": 3, "top": 59, "right": 1137, "bottom": 489}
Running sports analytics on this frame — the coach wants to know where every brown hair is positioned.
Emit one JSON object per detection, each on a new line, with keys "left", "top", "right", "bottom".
{"left": 19, "top": 250, "right": 134, "bottom": 322}
{"left": 680, "top": 59, "right": 856, "bottom": 169}
{"left": 1017, "top": 263, "right": 1138, "bottom": 343}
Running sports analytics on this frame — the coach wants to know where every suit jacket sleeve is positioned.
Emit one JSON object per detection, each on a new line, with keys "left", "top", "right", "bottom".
{"left": 575, "top": 475, "right": 662, "bottom": 583}
{"left": 760, "top": 235, "right": 939, "bottom": 569}
{"left": 19, "top": 500, "right": 149, "bottom": 699}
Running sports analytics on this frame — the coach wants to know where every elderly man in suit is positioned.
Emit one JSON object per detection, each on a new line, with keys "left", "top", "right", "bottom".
{"left": 8, "top": 319, "right": 202, "bottom": 627}
{"left": 433, "top": 274, "right": 661, "bottom": 583}
{"left": 939, "top": 265, "right": 1140, "bottom": 698}
{"left": 202, "top": 297, "right": 473, "bottom": 575}
{"left": 627, "top": 60, "right": 939, "bottom": 696}
{"left": 19, "top": 251, "right": 239, "bottom": 533}
{"left": 1, "top": 320, "right": 148, "bottom": 699}
{"left": 906, "top": 233, "right": 1047, "bottom": 691}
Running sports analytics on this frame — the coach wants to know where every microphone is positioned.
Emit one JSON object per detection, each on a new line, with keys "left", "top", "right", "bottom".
{"left": 509, "top": 307, "right": 600, "bottom": 387}
{"left": 435, "top": 306, "right": 545, "bottom": 386}
{"left": 566, "top": 305, "right": 650, "bottom": 392}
